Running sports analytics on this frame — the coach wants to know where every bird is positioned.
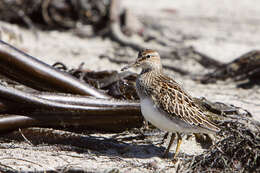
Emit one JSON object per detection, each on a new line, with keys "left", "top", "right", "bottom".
{"left": 121, "top": 49, "right": 220, "bottom": 159}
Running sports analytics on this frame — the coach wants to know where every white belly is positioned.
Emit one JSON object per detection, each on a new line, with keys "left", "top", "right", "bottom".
{"left": 140, "top": 98, "right": 215, "bottom": 134}
{"left": 140, "top": 98, "right": 182, "bottom": 132}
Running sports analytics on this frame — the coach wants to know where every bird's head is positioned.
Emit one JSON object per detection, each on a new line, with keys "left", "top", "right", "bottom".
{"left": 121, "top": 49, "right": 162, "bottom": 72}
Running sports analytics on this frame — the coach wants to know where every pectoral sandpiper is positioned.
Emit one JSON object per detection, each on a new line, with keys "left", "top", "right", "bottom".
{"left": 121, "top": 49, "right": 220, "bottom": 159}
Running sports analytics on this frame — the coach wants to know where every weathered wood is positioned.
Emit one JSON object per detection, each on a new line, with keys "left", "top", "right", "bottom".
{"left": 0, "top": 40, "right": 110, "bottom": 98}
{"left": 0, "top": 85, "right": 142, "bottom": 133}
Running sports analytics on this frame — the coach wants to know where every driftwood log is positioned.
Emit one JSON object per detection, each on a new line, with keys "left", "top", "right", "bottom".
{"left": 0, "top": 40, "right": 110, "bottom": 98}
{"left": 0, "top": 40, "right": 143, "bottom": 132}
{"left": 0, "top": 85, "right": 142, "bottom": 133}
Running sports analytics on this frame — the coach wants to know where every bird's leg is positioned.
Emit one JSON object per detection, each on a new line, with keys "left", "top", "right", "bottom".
{"left": 194, "top": 133, "right": 213, "bottom": 149}
{"left": 163, "top": 133, "right": 176, "bottom": 158}
{"left": 143, "top": 120, "right": 149, "bottom": 130}
{"left": 194, "top": 133, "right": 205, "bottom": 143}
{"left": 186, "top": 134, "right": 193, "bottom": 140}
{"left": 159, "top": 132, "right": 169, "bottom": 145}
{"left": 172, "top": 132, "right": 182, "bottom": 159}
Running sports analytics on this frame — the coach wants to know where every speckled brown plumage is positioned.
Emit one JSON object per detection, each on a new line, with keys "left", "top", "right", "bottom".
{"left": 122, "top": 49, "right": 220, "bottom": 159}
{"left": 136, "top": 70, "right": 220, "bottom": 133}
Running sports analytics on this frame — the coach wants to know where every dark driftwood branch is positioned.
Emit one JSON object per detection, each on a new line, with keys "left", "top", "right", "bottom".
{"left": 36, "top": 92, "right": 140, "bottom": 107}
{"left": 0, "top": 115, "right": 38, "bottom": 133}
{"left": 0, "top": 40, "right": 110, "bottom": 99}
{"left": 0, "top": 85, "right": 142, "bottom": 133}
{"left": 0, "top": 85, "right": 141, "bottom": 114}
{"left": 0, "top": 112, "right": 143, "bottom": 133}
{"left": 0, "top": 40, "right": 143, "bottom": 133}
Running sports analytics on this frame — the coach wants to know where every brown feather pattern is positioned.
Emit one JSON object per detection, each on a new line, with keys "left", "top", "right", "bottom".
{"left": 136, "top": 70, "right": 220, "bottom": 133}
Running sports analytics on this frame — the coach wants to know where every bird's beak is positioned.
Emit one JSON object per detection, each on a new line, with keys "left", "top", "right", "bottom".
{"left": 121, "top": 61, "right": 138, "bottom": 71}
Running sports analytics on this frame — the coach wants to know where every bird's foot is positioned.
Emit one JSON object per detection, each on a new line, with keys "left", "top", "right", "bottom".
{"left": 158, "top": 132, "right": 169, "bottom": 146}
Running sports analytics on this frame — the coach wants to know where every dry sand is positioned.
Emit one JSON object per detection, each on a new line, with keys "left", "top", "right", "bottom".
{"left": 0, "top": 0, "right": 260, "bottom": 172}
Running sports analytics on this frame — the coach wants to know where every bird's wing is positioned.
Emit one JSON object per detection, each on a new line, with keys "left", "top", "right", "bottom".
{"left": 149, "top": 74, "right": 220, "bottom": 133}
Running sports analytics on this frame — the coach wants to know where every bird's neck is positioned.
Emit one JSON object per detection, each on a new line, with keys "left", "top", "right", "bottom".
{"left": 140, "top": 67, "right": 162, "bottom": 75}
{"left": 139, "top": 68, "right": 162, "bottom": 86}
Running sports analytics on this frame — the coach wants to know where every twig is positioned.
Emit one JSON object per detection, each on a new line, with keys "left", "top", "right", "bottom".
{"left": 0, "top": 162, "right": 17, "bottom": 172}
{"left": 18, "top": 128, "right": 33, "bottom": 146}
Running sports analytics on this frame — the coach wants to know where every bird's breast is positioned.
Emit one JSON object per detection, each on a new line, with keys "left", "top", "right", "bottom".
{"left": 140, "top": 97, "right": 179, "bottom": 132}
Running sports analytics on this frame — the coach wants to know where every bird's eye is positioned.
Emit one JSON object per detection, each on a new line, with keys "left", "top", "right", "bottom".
{"left": 146, "top": 55, "right": 151, "bottom": 58}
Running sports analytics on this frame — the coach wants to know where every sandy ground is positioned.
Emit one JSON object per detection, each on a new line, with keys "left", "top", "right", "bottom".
{"left": 0, "top": 0, "right": 260, "bottom": 172}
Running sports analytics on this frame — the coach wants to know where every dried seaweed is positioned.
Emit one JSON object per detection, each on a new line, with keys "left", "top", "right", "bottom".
{"left": 0, "top": 0, "right": 110, "bottom": 31}
{"left": 53, "top": 62, "right": 139, "bottom": 100}
{"left": 183, "top": 115, "right": 260, "bottom": 172}
{"left": 199, "top": 50, "right": 260, "bottom": 88}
